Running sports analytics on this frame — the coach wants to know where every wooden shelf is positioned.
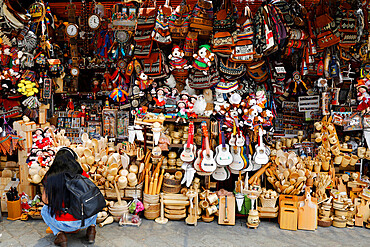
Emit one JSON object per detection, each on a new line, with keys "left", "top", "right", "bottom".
{"left": 169, "top": 144, "right": 184, "bottom": 148}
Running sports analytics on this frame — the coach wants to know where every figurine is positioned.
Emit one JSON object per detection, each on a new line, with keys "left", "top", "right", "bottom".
{"left": 153, "top": 88, "right": 166, "bottom": 107}
{"left": 67, "top": 98, "right": 74, "bottom": 111}
{"left": 356, "top": 80, "right": 370, "bottom": 113}
{"left": 192, "top": 44, "right": 215, "bottom": 75}
{"left": 176, "top": 100, "right": 188, "bottom": 123}
{"left": 136, "top": 71, "right": 153, "bottom": 90}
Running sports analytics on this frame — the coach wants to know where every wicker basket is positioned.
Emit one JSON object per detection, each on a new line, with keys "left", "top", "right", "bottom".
{"left": 260, "top": 197, "right": 278, "bottom": 208}
{"left": 162, "top": 177, "right": 181, "bottom": 193}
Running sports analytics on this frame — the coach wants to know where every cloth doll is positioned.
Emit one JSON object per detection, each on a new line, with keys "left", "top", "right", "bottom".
{"left": 357, "top": 80, "right": 370, "bottom": 113}
{"left": 136, "top": 71, "right": 153, "bottom": 90}
{"left": 168, "top": 46, "right": 189, "bottom": 70}
{"left": 153, "top": 87, "right": 166, "bottom": 107}
{"left": 176, "top": 100, "right": 188, "bottom": 123}
{"left": 192, "top": 44, "right": 215, "bottom": 75}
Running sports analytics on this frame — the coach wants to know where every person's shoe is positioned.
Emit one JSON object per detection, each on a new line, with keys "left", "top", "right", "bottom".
{"left": 86, "top": 225, "right": 96, "bottom": 244}
{"left": 54, "top": 232, "right": 67, "bottom": 247}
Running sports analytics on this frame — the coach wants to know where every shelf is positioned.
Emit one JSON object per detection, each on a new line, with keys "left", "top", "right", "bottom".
{"left": 169, "top": 144, "right": 184, "bottom": 148}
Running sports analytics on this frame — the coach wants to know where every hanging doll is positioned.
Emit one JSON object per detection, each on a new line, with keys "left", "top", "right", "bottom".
{"left": 135, "top": 71, "right": 153, "bottom": 90}
{"left": 176, "top": 100, "right": 188, "bottom": 123}
{"left": 153, "top": 88, "right": 167, "bottom": 107}
{"left": 356, "top": 80, "right": 370, "bottom": 113}
{"left": 192, "top": 44, "right": 215, "bottom": 75}
{"left": 67, "top": 98, "right": 74, "bottom": 111}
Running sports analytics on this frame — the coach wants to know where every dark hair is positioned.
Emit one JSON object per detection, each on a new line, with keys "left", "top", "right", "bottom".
{"left": 42, "top": 147, "right": 82, "bottom": 216}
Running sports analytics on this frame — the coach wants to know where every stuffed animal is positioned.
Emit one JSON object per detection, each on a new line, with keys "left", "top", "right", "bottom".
{"left": 176, "top": 100, "right": 188, "bottom": 123}
{"left": 153, "top": 87, "right": 167, "bottom": 107}
{"left": 168, "top": 46, "right": 189, "bottom": 70}
{"left": 192, "top": 44, "right": 215, "bottom": 75}
{"left": 135, "top": 71, "right": 153, "bottom": 90}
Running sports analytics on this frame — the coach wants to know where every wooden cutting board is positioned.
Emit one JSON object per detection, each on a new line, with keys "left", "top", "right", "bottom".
{"left": 218, "top": 196, "right": 235, "bottom": 225}
{"left": 279, "top": 206, "right": 298, "bottom": 231}
{"left": 298, "top": 198, "right": 317, "bottom": 231}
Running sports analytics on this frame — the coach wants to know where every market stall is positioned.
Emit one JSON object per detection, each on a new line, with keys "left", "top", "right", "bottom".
{"left": 0, "top": 0, "right": 369, "bottom": 230}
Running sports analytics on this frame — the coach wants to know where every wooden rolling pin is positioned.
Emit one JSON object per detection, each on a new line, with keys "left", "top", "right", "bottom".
{"left": 148, "top": 175, "right": 154, "bottom": 195}
{"left": 248, "top": 162, "right": 271, "bottom": 185}
{"left": 156, "top": 169, "right": 165, "bottom": 194}
{"left": 152, "top": 172, "right": 159, "bottom": 195}
{"left": 144, "top": 169, "right": 149, "bottom": 194}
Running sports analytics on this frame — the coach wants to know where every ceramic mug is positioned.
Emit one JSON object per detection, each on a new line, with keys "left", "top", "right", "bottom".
{"left": 314, "top": 122, "right": 322, "bottom": 131}
{"left": 334, "top": 154, "right": 343, "bottom": 165}
{"left": 357, "top": 147, "right": 366, "bottom": 159}
{"left": 331, "top": 144, "right": 340, "bottom": 156}
{"left": 206, "top": 205, "right": 218, "bottom": 215}
{"left": 328, "top": 134, "right": 337, "bottom": 145}
{"left": 349, "top": 155, "right": 358, "bottom": 166}
{"left": 341, "top": 155, "right": 351, "bottom": 167}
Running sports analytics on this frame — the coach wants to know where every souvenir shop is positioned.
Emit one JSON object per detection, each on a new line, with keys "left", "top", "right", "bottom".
{"left": 0, "top": 0, "right": 369, "bottom": 230}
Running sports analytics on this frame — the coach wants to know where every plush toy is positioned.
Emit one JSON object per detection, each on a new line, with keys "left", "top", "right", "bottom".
{"left": 109, "top": 86, "right": 129, "bottom": 103}
{"left": 168, "top": 46, "right": 189, "bottom": 70}
{"left": 192, "top": 44, "right": 215, "bottom": 75}
{"left": 135, "top": 71, "right": 153, "bottom": 90}
{"left": 187, "top": 96, "right": 198, "bottom": 118}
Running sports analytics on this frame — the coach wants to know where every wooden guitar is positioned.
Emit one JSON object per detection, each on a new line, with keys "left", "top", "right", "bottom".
{"left": 215, "top": 130, "right": 233, "bottom": 166}
{"left": 230, "top": 146, "right": 244, "bottom": 171}
{"left": 229, "top": 121, "right": 245, "bottom": 171}
{"left": 253, "top": 126, "right": 269, "bottom": 166}
{"left": 235, "top": 118, "right": 245, "bottom": 147}
{"left": 180, "top": 121, "right": 196, "bottom": 162}
{"left": 212, "top": 165, "right": 229, "bottom": 181}
{"left": 200, "top": 122, "right": 217, "bottom": 173}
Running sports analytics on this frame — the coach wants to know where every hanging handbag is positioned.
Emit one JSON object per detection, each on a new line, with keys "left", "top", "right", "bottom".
{"left": 213, "top": 0, "right": 237, "bottom": 32}
{"left": 246, "top": 60, "right": 268, "bottom": 83}
{"left": 236, "top": 6, "right": 254, "bottom": 41}
{"left": 219, "top": 58, "right": 246, "bottom": 78}
{"left": 143, "top": 50, "right": 169, "bottom": 79}
{"left": 168, "top": 0, "right": 191, "bottom": 40}
{"left": 230, "top": 39, "right": 254, "bottom": 63}
{"left": 152, "top": 7, "right": 172, "bottom": 44}
{"left": 136, "top": 0, "right": 157, "bottom": 30}
{"left": 134, "top": 40, "right": 153, "bottom": 58}
{"left": 314, "top": 13, "right": 340, "bottom": 49}
{"left": 184, "top": 31, "right": 198, "bottom": 57}
{"left": 188, "top": 56, "right": 219, "bottom": 89}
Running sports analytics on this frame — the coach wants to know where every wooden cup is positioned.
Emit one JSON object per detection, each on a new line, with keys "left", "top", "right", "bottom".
{"left": 349, "top": 155, "right": 358, "bottom": 166}
{"left": 7, "top": 199, "right": 22, "bottom": 220}
{"left": 341, "top": 155, "right": 351, "bottom": 167}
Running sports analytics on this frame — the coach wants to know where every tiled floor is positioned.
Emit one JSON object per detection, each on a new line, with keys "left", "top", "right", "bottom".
{"left": 0, "top": 218, "right": 368, "bottom": 247}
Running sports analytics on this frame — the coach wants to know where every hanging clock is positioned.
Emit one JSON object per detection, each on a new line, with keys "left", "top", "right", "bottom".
{"left": 88, "top": 14, "right": 101, "bottom": 30}
{"left": 115, "top": 30, "right": 130, "bottom": 43}
{"left": 131, "top": 99, "right": 139, "bottom": 108}
{"left": 71, "top": 67, "right": 80, "bottom": 77}
{"left": 66, "top": 23, "right": 79, "bottom": 38}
